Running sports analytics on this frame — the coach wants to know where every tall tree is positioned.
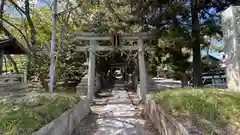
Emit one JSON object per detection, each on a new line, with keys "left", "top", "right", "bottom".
{"left": 0, "top": 0, "right": 5, "bottom": 74}
{"left": 191, "top": 0, "right": 202, "bottom": 87}
{"left": 49, "top": 0, "right": 57, "bottom": 92}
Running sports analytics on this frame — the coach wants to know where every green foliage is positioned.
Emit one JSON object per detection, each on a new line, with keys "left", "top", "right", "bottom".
{"left": 25, "top": 6, "right": 86, "bottom": 85}
{"left": 0, "top": 93, "right": 80, "bottom": 135}
{"left": 153, "top": 88, "right": 240, "bottom": 133}
{"left": 56, "top": 42, "right": 86, "bottom": 82}
{"left": 2, "top": 0, "right": 229, "bottom": 88}
{"left": 151, "top": 23, "right": 191, "bottom": 80}
{"left": 129, "top": 1, "right": 225, "bottom": 84}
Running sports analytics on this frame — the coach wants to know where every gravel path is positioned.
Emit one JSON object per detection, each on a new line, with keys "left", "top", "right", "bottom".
{"left": 71, "top": 87, "right": 159, "bottom": 135}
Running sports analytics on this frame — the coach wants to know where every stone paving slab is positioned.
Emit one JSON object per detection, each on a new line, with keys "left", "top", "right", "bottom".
{"left": 108, "top": 90, "right": 132, "bottom": 104}
{"left": 72, "top": 88, "right": 159, "bottom": 135}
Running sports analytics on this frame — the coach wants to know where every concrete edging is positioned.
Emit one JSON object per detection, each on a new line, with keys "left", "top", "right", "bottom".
{"left": 0, "top": 83, "right": 28, "bottom": 92}
{"left": 145, "top": 98, "right": 189, "bottom": 135}
{"left": 32, "top": 98, "right": 90, "bottom": 135}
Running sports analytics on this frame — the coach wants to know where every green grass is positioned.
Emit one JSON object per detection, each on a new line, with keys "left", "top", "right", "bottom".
{"left": 152, "top": 88, "right": 240, "bottom": 133}
{"left": 0, "top": 93, "right": 80, "bottom": 135}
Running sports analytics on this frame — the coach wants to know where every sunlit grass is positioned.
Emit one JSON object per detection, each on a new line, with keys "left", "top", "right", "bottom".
{"left": 152, "top": 88, "right": 240, "bottom": 133}
{"left": 0, "top": 93, "right": 80, "bottom": 135}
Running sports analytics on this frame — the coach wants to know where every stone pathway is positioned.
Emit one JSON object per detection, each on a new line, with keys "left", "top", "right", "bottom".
{"left": 72, "top": 87, "right": 159, "bottom": 135}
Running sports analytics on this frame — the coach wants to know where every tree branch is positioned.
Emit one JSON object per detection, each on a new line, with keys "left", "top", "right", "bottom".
{"left": 57, "top": 3, "right": 82, "bottom": 15}
{"left": 5, "top": 53, "right": 19, "bottom": 73}
{"left": 8, "top": 0, "right": 27, "bottom": 16}
{"left": 25, "top": 0, "right": 36, "bottom": 49}
{"left": 7, "top": 0, "right": 36, "bottom": 49}
{"left": 0, "top": 0, "right": 5, "bottom": 30}
{"left": 0, "top": 17, "right": 30, "bottom": 48}
{"left": 202, "top": 9, "right": 220, "bottom": 18}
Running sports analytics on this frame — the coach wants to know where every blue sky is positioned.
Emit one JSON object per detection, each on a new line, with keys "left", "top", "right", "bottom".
{"left": 36, "top": 0, "right": 48, "bottom": 8}
{"left": 200, "top": 8, "right": 223, "bottom": 59}
{"left": 202, "top": 51, "right": 222, "bottom": 59}
{"left": 5, "top": 0, "right": 47, "bottom": 17}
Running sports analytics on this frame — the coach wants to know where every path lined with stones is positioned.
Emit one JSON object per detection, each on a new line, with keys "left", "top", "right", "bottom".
{"left": 72, "top": 87, "right": 159, "bottom": 135}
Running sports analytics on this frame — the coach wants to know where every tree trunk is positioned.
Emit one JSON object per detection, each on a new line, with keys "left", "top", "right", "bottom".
{"left": 8, "top": 0, "right": 36, "bottom": 49}
{"left": 191, "top": 0, "right": 202, "bottom": 87}
{"left": 0, "top": 0, "right": 5, "bottom": 75}
{"left": 181, "top": 72, "right": 188, "bottom": 88}
{"left": 8, "top": 0, "right": 36, "bottom": 80}
{"left": 3, "top": 56, "right": 7, "bottom": 73}
{"left": 49, "top": 0, "right": 58, "bottom": 92}
{"left": 6, "top": 54, "right": 19, "bottom": 73}
{"left": 24, "top": 0, "right": 36, "bottom": 50}
{"left": 0, "top": 0, "right": 5, "bottom": 28}
{"left": 39, "top": 73, "right": 49, "bottom": 91}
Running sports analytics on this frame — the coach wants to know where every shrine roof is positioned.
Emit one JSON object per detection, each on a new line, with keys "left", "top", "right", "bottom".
{"left": 0, "top": 38, "right": 27, "bottom": 54}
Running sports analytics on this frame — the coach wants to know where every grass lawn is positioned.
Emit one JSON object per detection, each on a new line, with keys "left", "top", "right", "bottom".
{"left": 152, "top": 88, "right": 240, "bottom": 134}
{"left": 0, "top": 92, "right": 80, "bottom": 135}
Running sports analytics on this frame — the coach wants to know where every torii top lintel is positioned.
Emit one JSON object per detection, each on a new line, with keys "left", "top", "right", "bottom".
{"left": 73, "top": 32, "right": 154, "bottom": 41}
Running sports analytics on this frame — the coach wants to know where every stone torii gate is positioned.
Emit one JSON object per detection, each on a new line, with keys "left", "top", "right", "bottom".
{"left": 74, "top": 32, "right": 153, "bottom": 103}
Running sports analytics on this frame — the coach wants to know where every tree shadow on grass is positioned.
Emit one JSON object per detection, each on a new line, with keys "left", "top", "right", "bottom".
{"left": 148, "top": 78, "right": 182, "bottom": 94}
{"left": 170, "top": 94, "right": 239, "bottom": 135}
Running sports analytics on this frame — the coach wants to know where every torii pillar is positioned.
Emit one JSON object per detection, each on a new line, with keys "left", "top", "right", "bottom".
{"left": 87, "top": 40, "right": 96, "bottom": 102}
{"left": 138, "top": 38, "right": 147, "bottom": 101}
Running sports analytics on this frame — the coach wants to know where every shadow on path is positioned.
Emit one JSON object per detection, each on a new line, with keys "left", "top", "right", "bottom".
{"left": 71, "top": 88, "right": 159, "bottom": 135}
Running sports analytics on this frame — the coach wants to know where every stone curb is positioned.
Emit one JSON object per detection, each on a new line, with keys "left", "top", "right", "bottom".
{"left": 0, "top": 83, "right": 28, "bottom": 92}
{"left": 32, "top": 98, "right": 90, "bottom": 135}
{"left": 145, "top": 98, "right": 189, "bottom": 135}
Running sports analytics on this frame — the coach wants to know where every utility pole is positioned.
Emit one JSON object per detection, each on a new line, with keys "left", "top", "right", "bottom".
{"left": 49, "top": 0, "right": 57, "bottom": 92}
